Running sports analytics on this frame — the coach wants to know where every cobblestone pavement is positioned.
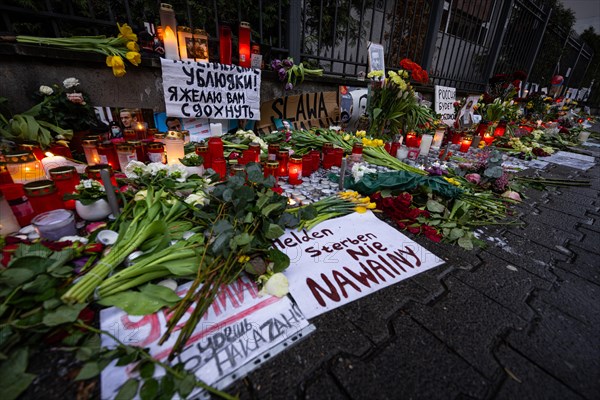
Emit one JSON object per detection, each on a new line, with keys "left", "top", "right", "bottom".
{"left": 229, "top": 143, "right": 600, "bottom": 399}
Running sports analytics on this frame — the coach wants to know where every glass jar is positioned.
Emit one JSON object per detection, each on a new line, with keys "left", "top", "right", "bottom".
{"left": 302, "top": 154, "right": 313, "bottom": 177}
{"left": 0, "top": 164, "right": 13, "bottom": 185}
{"left": 211, "top": 157, "right": 226, "bottom": 179}
{"left": 86, "top": 164, "right": 117, "bottom": 187}
{"left": 194, "top": 143, "right": 211, "bottom": 169}
{"left": 0, "top": 192, "right": 21, "bottom": 235}
{"left": 248, "top": 142, "right": 261, "bottom": 162}
{"left": 4, "top": 150, "right": 45, "bottom": 183}
{"left": 333, "top": 148, "right": 344, "bottom": 167}
{"left": 0, "top": 183, "right": 35, "bottom": 226}
{"left": 32, "top": 209, "right": 76, "bottom": 241}
{"left": 288, "top": 156, "right": 303, "bottom": 185}
{"left": 82, "top": 136, "right": 101, "bottom": 165}
{"left": 154, "top": 132, "right": 167, "bottom": 144}
{"left": 268, "top": 143, "right": 280, "bottom": 161}
{"left": 310, "top": 150, "right": 321, "bottom": 171}
{"left": 276, "top": 149, "right": 289, "bottom": 177}
{"left": 165, "top": 131, "right": 185, "bottom": 164}
{"left": 123, "top": 129, "right": 137, "bottom": 141}
{"left": 322, "top": 142, "right": 334, "bottom": 154}
{"left": 97, "top": 141, "right": 120, "bottom": 171}
{"left": 116, "top": 143, "right": 138, "bottom": 171}
{"left": 128, "top": 140, "right": 145, "bottom": 162}
{"left": 49, "top": 166, "right": 80, "bottom": 198}
{"left": 147, "top": 142, "right": 166, "bottom": 163}
{"left": 264, "top": 161, "right": 279, "bottom": 178}
{"left": 23, "top": 180, "right": 63, "bottom": 216}
{"left": 352, "top": 143, "right": 364, "bottom": 155}
{"left": 147, "top": 128, "right": 158, "bottom": 140}
{"left": 208, "top": 136, "right": 224, "bottom": 160}
{"left": 231, "top": 163, "right": 246, "bottom": 177}
{"left": 17, "top": 141, "right": 45, "bottom": 161}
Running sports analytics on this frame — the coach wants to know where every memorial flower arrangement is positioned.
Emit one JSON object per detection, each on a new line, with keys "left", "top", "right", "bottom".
{"left": 15, "top": 23, "right": 141, "bottom": 77}
{"left": 366, "top": 59, "right": 434, "bottom": 141}
{"left": 271, "top": 58, "right": 324, "bottom": 90}
{"left": 64, "top": 179, "right": 107, "bottom": 205}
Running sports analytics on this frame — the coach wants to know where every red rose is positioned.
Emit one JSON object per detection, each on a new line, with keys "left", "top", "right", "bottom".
{"left": 400, "top": 58, "right": 417, "bottom": 71}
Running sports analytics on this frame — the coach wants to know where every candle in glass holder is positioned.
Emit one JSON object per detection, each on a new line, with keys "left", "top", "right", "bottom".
{"left": 23, "top": 180, "right": 63, "bottom": 216}
{"left": 310, "top": 150, "right": 321, "bottom": 171}
{"left": 0, "top": 192, "right": 21, "bottom": 235}
{"left": 195, "top": 143, "right": 212, "bottom": 169}
{"left": 406, "top": 132, "right": 417, "bottom": 147}
{"left": 451, "top": 130, "right": 462, "bottom": 144}
{"left": 82, "top": 136, "right": 101, "bottom": 165}
{"left": 208, "top": 137, "right": 224, "bottom": 161}
{"left": 128, "top": 140, "right": 145, "bottom": 161}
{"left": 238, "top": 22, "right": 251, "bottom": 68}
{"left": 116, "top": 143, "right": 138, "bottom": 170}
{"left": 86, "top": 164, "right": 117, "bottom": 186}
{"left": 31, "top": 209, "right": 77, "bottom": 241}
{"left": 432, "top": 129, "right": 445, "bottom": 149}
{"left": 322, "top": 142, "right": 334, "bottom": 154}
{"left": 154, "top": 132, "right": 167, "bottom": 144}
{"left": 322, "top": 151, "right": 336, "bottom": 169}
{"left": 483, "top": 133, "right": 494, "bottom": 146}
{"left": 165, "top": 130, "right": 185, "bottom": 164}
{"left": 4, "top": 150, "right": 45, "bottom": 183}
{"left": 49, "top": 166, "right": 80, "bottom": 199}
{"left": 0, "top": 183, "right": 35, "bottom": 226}
{"left": 288, "top": 156, "right": 303, "bottom": 185}
{"left": 268, "top": 143, "right": 280, "bottom": 161}
{"left": 41, "top": 152, "right": 69, "bottom": 178}
{"left": 494, "top": 123, "right": 506, "bottom": 137}
{"left": 459, "top": 136, "right": 473, "bottom": 153}
{"left": 302, "top": 154, "right": 313, "bottom": 177}
{"left": 147, "top": 142, "right": 166, "bottom": 163}
{"left": 123, "top": 129, "right": 137, "bottom": 141}
{"left": 240, "top": 149, "right": 256, "bottom": 165}
{"left": 277, "top": 149, "right": 289, "bottom": 177}
{"left": 230, "top": 163, "right": 246, "bottom": 177}
{"left": 134, "top": 122, "right": 147, "bottom": 139}
{"left": 219, "top": 24, "right": 232, "bottom": 65}
{"left": 163, "top": 26, "right": 180, "bottom": 60}
{"left": 97, "top": 141, "right": 120, "bottom": 170}
{"left": 17, "top": 141, "right": 45, "bottom": 161}
{"left": 147, "top": 128, "right": 158, "bottom": 140}
{"left": 264, "top": 161, "right": 279, "bottom": 178}
{"left": 419, "top": 134, "right": 433, "bottom": 156}
{"left": 333, "top": 148, "right": 344, "bottom": 167}
{"left": 0, "top": 164, "right": 13, "bottom": 185}
{"left": 211, "top": 157, "right": 226, "bottom": 179}
{"left": 248, "top": 142, "right": 261, "bottom": 162}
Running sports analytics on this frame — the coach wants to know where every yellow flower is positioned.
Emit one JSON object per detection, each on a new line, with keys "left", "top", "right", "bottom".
{"left": 356, "top": 130, "right": 366, "bottom": 138}
{"left": 366, "top": 202, "right": 377, "bottom": 209}
{"left": 126, "top": 41, "right": 140, "bottom": 52}
{"left": 367, "top": 70, "right": 384, "bottom": 78}
{"left": 117, "top": 23, "right": 137, "bottom": 42}
{"left": 126, "top": 51, "right": 141, "bottom": 66}
{"left": 238, "top": 255, "right": 250, "bottom": 263}
{"left": 443, "top": 177, "right": 461, "bottom": 187}
{"left": 355, "top": 206, "right": 367, "bottom": 214}
{"left": 358, "top": 196, "right": 371, "bottom": 204}
{"left": 375, "top": 139, "right": 384, "bottom": 147}
{"left": 106, "top": 55, "right": 126, "bottom": 77}
{"left": 340, "top": 190, "right": 359, "bottom": 199}
{"left": 343, "top": 134, "right": 351, "bottom": 141}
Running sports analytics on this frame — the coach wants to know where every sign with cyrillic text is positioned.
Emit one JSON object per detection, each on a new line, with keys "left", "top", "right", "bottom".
{"left": 100, "top": 276, "right": 307, "bottom": 398}
{"left": 161, "top": 59, "right": 261, "bottom": 120}
{"left": 434, "top": 85, "right": 456, "bottom": 126}
{"left": 274, "top": 211, "right": 444, "bottom": 319}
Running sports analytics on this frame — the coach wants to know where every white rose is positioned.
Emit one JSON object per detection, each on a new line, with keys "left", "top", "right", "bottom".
{"left": 39, "top": 85, "right": 54, "bottom": 96}
{"left": 63, "top": 77, "right": 80, "bottom": 89}
{"left": 167, "top": 163, "right": 189, "bottom": 182}
{"left": 259, "top": 273, "right": 289, "bottom": 298}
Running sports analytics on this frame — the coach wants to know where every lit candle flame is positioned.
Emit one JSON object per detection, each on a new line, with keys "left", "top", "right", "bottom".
{"left": 45, "top": 152, "right": 54, "bottom": 157}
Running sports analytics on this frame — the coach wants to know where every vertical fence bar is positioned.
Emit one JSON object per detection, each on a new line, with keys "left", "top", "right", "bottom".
{"left": 259, "top": 0, "right": 263, "bottom": 40}
{"left": 564, "top": 39, "right": 585, "bottom": 89}
{"left": 330, "top": 1, "right": 340, "bottom": 73}
{"left": 484, "top": 0, "right": 514, "bottom": 81}
{"left": 342, "top": 0, "right": 353, "bottom": 75}
{"left": 523, "top": 6, "right": 551, "bottom": 92}
{"left": 288, "top": 0, "right": 301, "bottom": 61}
{"left": 354, "top": 0, "right": 367, "bottom": 75}
{"left": 421, "top": 0, "right": 444, "bottom": 71}
{"left": 386, "top": 0, "right": 398, "bottom": 67}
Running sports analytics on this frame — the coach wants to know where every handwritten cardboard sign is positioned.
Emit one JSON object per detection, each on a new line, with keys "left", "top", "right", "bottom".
{"left": 434, "top": 85, "right": 456, "bottom": 126}
{"left": 273, "top": 212, "right": 444, "bottom": 319}
{"left": 256, "top": 91, "right": 340, "bottom": 134}
{"left": 161, "top": 59, "right": 261, "bottom": 120}
{"left": 100, "top": 275, "right": 308, "bottom": 398}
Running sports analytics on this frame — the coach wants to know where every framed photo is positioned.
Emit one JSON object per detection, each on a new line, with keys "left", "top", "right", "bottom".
{"left": 367, "top": 42, "right": 385, "bottom": 74}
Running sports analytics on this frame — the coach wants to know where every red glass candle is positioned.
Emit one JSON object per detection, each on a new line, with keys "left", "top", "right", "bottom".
{"left": 302, "top": 154, "right": 313, "bottom": 177}
{"left": 212, "top": 157, "right": 226, "bottom": 179}
{"left": 352, "top": 143, "right": 364, "bottom": 155}
{"left": 276, "top": 150, "right": 289, "bottom": 177}
{"left": 49, "top": 143, "right": 73, "bottom": 159}
{"left": 483, "top": 133, "right": 495, "bottom": 146}
{"left": 147, "top": 142, "right": 166, "bottom": 163}
{"left": 333, "top": 148, "right": 344, "bottom": 167}
{"left": 310, "top": 150, "right": 321, "bottom": 171}
{"left": 241, "top": 149, "right": 256, "bottom": 165}
{"left": 86, "top": 164, "right": 117, "bottom": 187}
{"left": 219, "top": 24, "right": 232, "bottom": 65}
{"left": 147, "top": 128, "right": 158, "bottom": 140}
{"left": 0, "top": 183, "right": 35, "bottom": 226}
{"left": 322, "top": 151, "right": 336, "bottom": 169}
{"left": 123, "top": 129, "right": 137, "bottom": 141}
{"left": 494, "top": 123, "right": 506, "bottom": 137}
{"left": 49, "top": 166, "right": 80, "bottom": 200}
{"left": 248, "top": 142, "right": 261, "bottom": 162}
{"left": 322, "top": 142, "right": 334, "bottom": 154}
{"left": 208, "top": 137, "right": 224, "bottom": 160}
{"left": 97, "top": 141, "right": 120, "bottom": 171}
{"left": 195, "top": 143, "right": 212, "bottom": 169}
{"left": 288, "top": 156, "right": 303, "bottom": 185}
{"left": 390, "top": 142, "right": 400, "bottom": 157}
{"left": 406, "top": 132, "right": 417, "bottom": 147}
{"left": 238, "top": 22, "right": 251, "bottom": 68}
{"left": 264, "top": 161, "right": 278, "bottom": 178}
{"left": 0, "top": 164, "right": 14, "bottom": 185}
{"left": 128, "top": 140, "right": 145, "bottom": 162}
{"left": 268, "top": 143, "right": 280, "bottom": 161}
{"left": 451, "top": 131, "right": 463, "bottom": 144}
{"left": 18, "top": 141, "right": 45, "bottom": 161}
{"left": 230, "top": 163, "right": 246, "bottom": 177}
{"left": 23, "top": 180, "right": 63, "bottom": 216}
{"left": 476, "top": 122, "right": 490, "bottom": 137}
{"left": 459, "top": 137, "right": 473, "bottom": 153}
{"left": 134, "top": 122, "right": 147, "bottom": 140}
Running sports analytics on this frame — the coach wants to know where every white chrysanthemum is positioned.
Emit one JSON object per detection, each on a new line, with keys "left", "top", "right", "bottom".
{"left": 39, "top": 85, "right": 54, "bottom": 95}
{"left": 123, "top": 160, "right": 147, "bottom": 179}
{"left": 63, "top": 77, "right": 80, "bottom": 89}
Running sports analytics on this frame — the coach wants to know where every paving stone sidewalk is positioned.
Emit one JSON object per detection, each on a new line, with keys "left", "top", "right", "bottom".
{"left": 229, "top": 144, "right": 600, "bottom": 399}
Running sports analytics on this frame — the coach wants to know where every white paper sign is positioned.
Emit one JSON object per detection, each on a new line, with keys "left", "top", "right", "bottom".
{"left": 274, "top": 212, "right": 444, "bottom": 319}
{"left": 435, "top": 85, "right": 456, "bottom": 126}
{"left": 539, "top": 150, "right": 596, "bottom": 171}
{"left": 161, "top": 59, "right": 261, "bottom": 120}
{"left": 100, "top": 275, "right": 307, "bottom": 398}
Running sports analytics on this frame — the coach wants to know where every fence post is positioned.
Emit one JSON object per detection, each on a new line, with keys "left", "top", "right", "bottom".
{"left": 288, "top": 0, "right": 301, "bottom": 61}
{"left": 564, "top": 39, "right": 585, "bottom": 90}
{"left": 420, "top": 0, "right": 445, "bottom": 71}
{"left": 484, "top": 0, "right": 514, "bottom": 81}
{"left": 523, "top": 7, "right": 552, "bottom": 94}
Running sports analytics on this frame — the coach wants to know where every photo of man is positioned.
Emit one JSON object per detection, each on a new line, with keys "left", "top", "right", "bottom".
{"left": 166, "top": 117, "right": 183, "bottom": 131}
{"left": 368, "top": 42, "right": 385, "bottom": 73}
{"left": 119, "top": 108, "right": 138, "bottom": 130}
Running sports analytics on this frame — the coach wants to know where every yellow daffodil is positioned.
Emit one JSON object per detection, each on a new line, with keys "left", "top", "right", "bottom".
{"left": 106, "top": 55, "right": 126, "bottom": 77}
{"left": 238, "top": 255, "right": 250, "bottom": 263}
{"left": 366, "top": 202, "right": 377, "bottom": 209}
{"left": 367, "top": 70, "right": 384, "bottom": 78}
{"left": 126, "top": 41, "right": 140, "bottom": 52}
{"left": 443, "top": 177, "right": 461, "bottom": 186}
{"left": 355, "top": 206, "right": 367, "bottom": 214}
{"left": 126, "top": 51, "right": 141, "bottom": 66}
{"left": 117, "top": 23, "right": 137, "bottom": 42}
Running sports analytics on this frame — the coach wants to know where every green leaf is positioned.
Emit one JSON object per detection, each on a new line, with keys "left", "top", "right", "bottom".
{"left": 298, "top": 205, "right": 317, "bottom": 221}
{"left": 139, "top": 284, "right": 181, "bottom": 304}
{"left": 115, "top": 378, "right": 139, "bottom": 400}
{"left": 256, "top": 191, "right": 273, "bottom": 209}
{"left": 278, "top": 212, "right": 299, "bottom": 228}
{"left": 268, "top": 249, "right": 290, "bottom": 273}
{"left": 75, "top": 334, "right": 101, "bottom": 361}
{"left": 0, "top": 348, "right": 36, "bottom": 400}
{"left": 448, "top": 228, "right": 465, "bottom": 241}
{"left": 159, "top": 375, "right": 176, "bottom": 400}
{"left": 440, "top": 222, "right": 457, "bottom": 228}
{"left": 210, "top": 231, "right": 234, "bottom": 255}
{"left": 457, "top": 236, "right": 474, "bottom": 250}
{"left": 0, "top": 268, "right": 35, "bottom": 287}
{"left": 140, "top": 378, "right": 159, "bottom": 400}
{"left": 99, "top": 288, "right": 179, "bottom": 316}
{"left": 22, "top": 274, "right": 57, "bottom": 294}
{"left": 222, "top": 188, "right": 233, "bottom": 202}
{"left": 177, "top": 373, "right": 196, "bottom": 397}
{"left": 140, "top": 362, "right": 155, "bottom": 380}
{"left": 75, "top": 362, "right": 101, "bottom": 381}
{"left": 213, "top": 220, "right": 233, "bottom": 235}
{"left": 262, "top": 202, "right": 284, "bottom": 217}
{"left": 42, "top": 303, "right": 87, "bottom": 326}
{"left": 264, "top": 223, "right": 285, "bottom": 239}
{"left": 426, "top": 199, "right": 445, "bottom": 213}
{"left": 246, "top": 164, "right": 265, "bottom": 183}
{"left": 232, "top": 233, "right": 253, "bottom": 247}
{"left": 243, "top": 212, "right": 254, "bottom": 224}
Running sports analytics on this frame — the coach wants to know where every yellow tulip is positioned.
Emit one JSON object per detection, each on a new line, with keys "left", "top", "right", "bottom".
{"left": 355, "top": 206, "right": 367, "bottom": 214}
{"left": 117, "top": 23, "right": 137, "bottom": 42}
{"left": 367, "top": 202, "right": 377, "bottom": 209}
{"left": 238, "top": 255, "right": 250, "bottom": 263}
{"left": 126, "top": 51, "right": 141, "bottom": 66}
{"left": 126, "top": 41, "right": 140, "bottom": 52}
{"left": 343, "top": 134, "right": 351, "bottom": 141}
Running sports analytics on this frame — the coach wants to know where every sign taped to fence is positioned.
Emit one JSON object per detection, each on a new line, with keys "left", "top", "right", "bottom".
{"left": 434, "top": 85, "right": 456, "bottom": 126}
{"left": 256, "top": 91, "right": 340, "bottom": 134}
{"left": 100, "top": 275, "right": 308, "bottom": 398}
{"left": 161, "top": 59, "right": 261, "bottom": 120}
{"left": 273, "top": 211, "right": 444, "bottom": 319}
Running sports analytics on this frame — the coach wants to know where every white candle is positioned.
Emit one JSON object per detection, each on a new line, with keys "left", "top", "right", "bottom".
{"left": 419, "top": 134, "right": 433, "bottom": 155}
{"left": 41, "top": 154, "right": 68, "bottom": 178}
{"left": 396, "top": 146, "right": 409, "bottom": 160}
{"left": 163, "top": 26, "right": 180, "bottom": 61}
{"left": 432, "top": 129, "right": 445, "bottom": 149}
{"left": 210, "top": 123, "right": 223, "bottom": 137}
{"left": 536, "top": 119, "right": 542, "bottom": 127}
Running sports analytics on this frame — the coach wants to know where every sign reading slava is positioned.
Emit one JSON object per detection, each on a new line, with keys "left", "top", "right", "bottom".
{"left": 273, "top": 212, "right": 444, "bottom": 319}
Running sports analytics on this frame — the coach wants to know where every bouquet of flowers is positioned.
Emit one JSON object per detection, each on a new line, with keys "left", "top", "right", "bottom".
{"left": 64, "top": 179, "right": 106, "bottom": 205}
{"left": 271, "top": 58, "right": 323, "bottom": 90}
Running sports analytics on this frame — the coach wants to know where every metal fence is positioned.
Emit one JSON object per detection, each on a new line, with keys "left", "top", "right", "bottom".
{"left": 0, "top": 0, "right": 596, "bottom": 104}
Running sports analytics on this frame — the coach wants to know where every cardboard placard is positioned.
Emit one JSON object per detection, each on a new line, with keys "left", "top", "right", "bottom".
{"left": 273, "top": 212, "right": 444, "bottom": 319}
{"left": 100, "top": 276, "right": 308, "bottom": 398}
{"left": 435, "top": 85, "right": 457, "bottom": 126}
{"left": 161, "top": 59, "right": 261, "bottom": 120}
{"left": 256, "top": 91, "right": 340, "bottom": 134}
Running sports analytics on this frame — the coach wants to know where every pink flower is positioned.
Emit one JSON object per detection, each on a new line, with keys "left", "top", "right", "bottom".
{"left": 501, "top": 190, "right": 522, "bottom": 202}
{"left": 465, "top": 173, "right": 481, "bottom": 185}
{"left": 66, "top": 92, "right": 85, "bottom": 104}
